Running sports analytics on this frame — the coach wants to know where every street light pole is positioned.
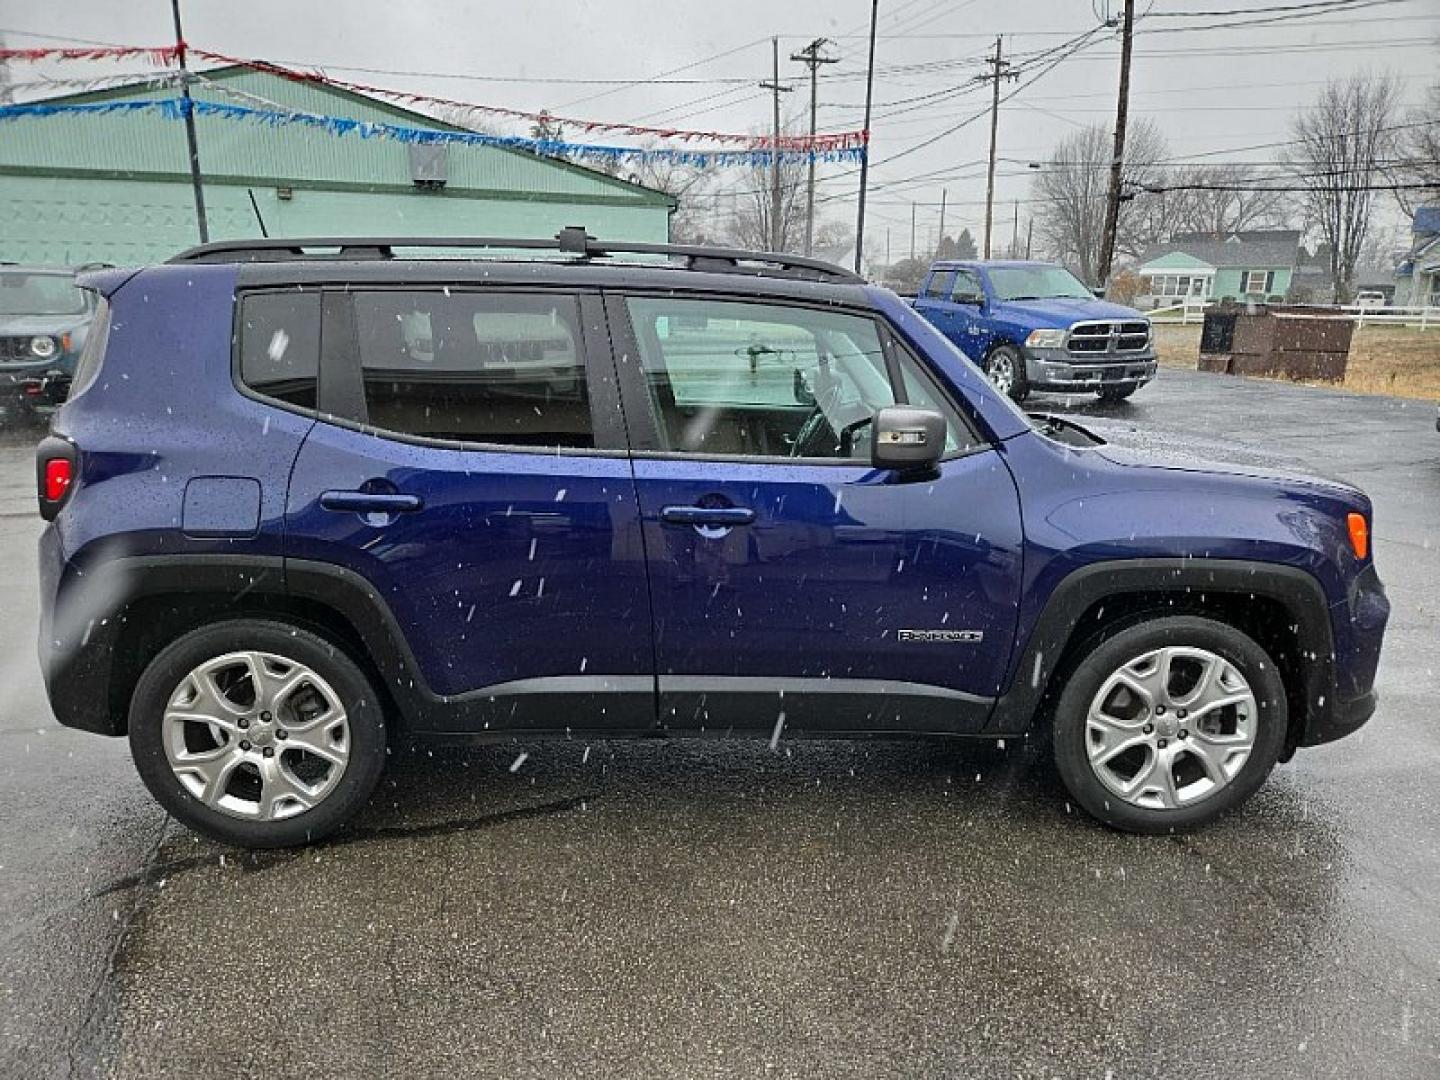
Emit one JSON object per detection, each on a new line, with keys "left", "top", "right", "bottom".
{"left": 170, "top": 0, "right": 209, "bottom": 243}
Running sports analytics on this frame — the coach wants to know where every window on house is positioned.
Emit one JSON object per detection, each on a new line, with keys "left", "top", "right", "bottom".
{"left": 1244, "top": 270, "right": 1269, "bottom": 294}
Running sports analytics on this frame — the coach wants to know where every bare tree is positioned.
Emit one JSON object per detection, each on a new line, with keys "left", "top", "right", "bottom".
{"left": 1390, "top": 80, "right": 1440, "bottom": 219}
{"left": 1031, "top": 120, "right": 1168, "bottom": 285}
{"left": 1165, "top": 165, "right": 1292, "bottom": 237}
{"left": 626, "top": 158, "right": 717, "bottom": 244}
{"left": 724, "top": 152, "right": 808, "bottom": 253}
{"left": 1287, "top": 74, "right": 1400, "bottom": 303}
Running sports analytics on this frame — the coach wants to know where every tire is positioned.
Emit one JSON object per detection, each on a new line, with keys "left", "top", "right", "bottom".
{"left": 129, "top": 618, "right": 387, "bottom": 849}
{"left": 1051, "top": 615, "right": 1287, "bottom": 834}
{"left": 983, "top": 344, "right": 1030, "bottom": 403}
{"left": 1096, "top": 384, "right": 1137, "bottom": 401}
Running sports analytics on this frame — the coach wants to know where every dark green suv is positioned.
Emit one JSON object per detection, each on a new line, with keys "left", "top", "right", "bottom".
{"left": 0, "top": 264, "right": 102, "bottom": 423}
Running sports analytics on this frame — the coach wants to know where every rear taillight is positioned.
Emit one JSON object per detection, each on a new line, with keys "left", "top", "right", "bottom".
{"left": 36, "top": 435, "right": 78, "bottom": 521}
{"left": 44, "top": 458, "right": 72, "bottom": 502}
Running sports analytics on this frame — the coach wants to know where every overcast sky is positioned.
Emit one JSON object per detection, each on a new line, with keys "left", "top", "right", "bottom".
{"left": 3, "top": 0, "right": 1436, "bottom": 254}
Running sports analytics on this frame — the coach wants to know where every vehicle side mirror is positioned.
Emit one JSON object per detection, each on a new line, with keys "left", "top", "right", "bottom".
{"left": 872, "top": 406, "right": 946, "bottom": 472}
{"left": 953, "top": 292, "right": 983, "bottom": 306}
{"left": 1092, "top": 287, "right": 1106, "bottom": 299}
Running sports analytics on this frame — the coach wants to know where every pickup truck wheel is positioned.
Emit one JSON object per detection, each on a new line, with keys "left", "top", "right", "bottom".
{"left": 983, "top": 345, "right": 1030, "bottom": 403}
{"left": 1051, "top": 615, "right": 1287, "bottom": 834}
{"left": 128, "top": 619, "right": 387, "bottom": 849}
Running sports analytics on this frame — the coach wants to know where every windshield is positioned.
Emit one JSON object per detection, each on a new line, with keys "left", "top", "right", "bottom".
{"left": 0, "top": 272, "right": 87, "bottom": 317}
{"left": 988, "top": 265, "right": 1094, "bottom": 301}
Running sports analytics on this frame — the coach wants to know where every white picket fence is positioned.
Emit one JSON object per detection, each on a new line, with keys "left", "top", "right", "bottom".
{"left": 1148, "top": 300, "right": 1440, "bottom": 329}
{"left": 1343, "top": 304, "right": 1440, "bottom": 329}
{"left": 1147, "top": 299, "right": 1209, "bottom": 324}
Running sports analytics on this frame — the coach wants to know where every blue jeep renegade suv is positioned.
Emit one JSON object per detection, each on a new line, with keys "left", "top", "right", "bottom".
{"left": 35, "top": 232, "right": 1388, "bottom": 848}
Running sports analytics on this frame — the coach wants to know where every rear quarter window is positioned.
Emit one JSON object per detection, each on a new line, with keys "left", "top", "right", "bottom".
{"left": 67, "top": 296, "right": 111, "bottom": 400}
{"left": 237, "top": 291, "right": 321, "bottom": 410}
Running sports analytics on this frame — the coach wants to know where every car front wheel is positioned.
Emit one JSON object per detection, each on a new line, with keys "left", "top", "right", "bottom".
{"left": 129, "top": 619, "right": 387, "bottom": 848}
{"left": 1051, "top": 615, "right": 1287, "bottom": 833}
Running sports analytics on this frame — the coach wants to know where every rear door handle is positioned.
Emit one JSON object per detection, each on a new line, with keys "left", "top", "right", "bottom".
{"left": 660, "top": 506, "right": 756, "bottom": 527}
{"left": 320, "top": 491, "right": 424, "bottom": 513}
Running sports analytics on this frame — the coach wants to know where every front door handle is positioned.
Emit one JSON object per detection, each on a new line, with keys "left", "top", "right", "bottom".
{"left": 320, "top": 491, "right": 424, "bottom": 514}
{"left": 660, "top": 506, "right": 756, "bottom": 527}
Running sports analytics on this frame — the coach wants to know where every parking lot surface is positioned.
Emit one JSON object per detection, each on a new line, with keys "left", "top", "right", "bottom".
{"left": 1, "top": 367, "right": 1437, "bottom": 1079}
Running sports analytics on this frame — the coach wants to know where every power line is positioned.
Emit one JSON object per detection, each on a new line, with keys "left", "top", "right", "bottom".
{"left": 552, "top": 36, "right": 770, "bottom": 110}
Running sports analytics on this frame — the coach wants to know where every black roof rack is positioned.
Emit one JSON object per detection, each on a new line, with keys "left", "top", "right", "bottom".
{"left": 166, "top": 226, "right": 862, "bottom": 283}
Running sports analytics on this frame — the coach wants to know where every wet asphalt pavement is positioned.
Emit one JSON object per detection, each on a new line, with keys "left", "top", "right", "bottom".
{"left": 1, "top": 368, "right": 1437, "bottom": 1079}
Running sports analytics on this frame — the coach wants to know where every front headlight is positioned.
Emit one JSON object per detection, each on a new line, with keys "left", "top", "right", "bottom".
{"left": 1025, "top": 328, "right": 1067, "bottom": 349}
{"left": 29, "top": 336, "right": 57, "bottom": 359}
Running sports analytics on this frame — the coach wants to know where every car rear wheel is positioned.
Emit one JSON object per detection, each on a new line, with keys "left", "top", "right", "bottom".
{"left": 983, "top": 344, "right": 1030, "bottom": 403}
{"left": 129, "top": 619, "right": 387, "bottom": 848}
{"left": 1051, "top": 615, "right": 1287, "bottom": 833}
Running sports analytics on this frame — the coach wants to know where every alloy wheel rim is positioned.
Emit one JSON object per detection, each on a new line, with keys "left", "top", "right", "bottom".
{"left": 162, "top": 651, "right": 351, "bottom": 821}
{"left": 989, "top": 351, "right": 1015, "bottom": 393}
{"left": 1085, "top": 645, "right": 1257, "bottom": 811}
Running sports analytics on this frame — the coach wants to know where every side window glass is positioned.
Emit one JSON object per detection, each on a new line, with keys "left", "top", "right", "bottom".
{"left": 949, "top": 271, "right": 983, "bottom": 303}
{"left": 922, "top": 271, "right": 952, "bottom": 299}
{"left": 626, "top": 297, "right": 894, "bottom": 460}
{"left": 238, "top": 291, "right": 320, "bottom": 409}
{"left": 352, "top": 291, "right": 591, "bottom": 448}
{"left": 624, "top": 297, "right": 975, "bottom": 461}
{"left": 892, "top": 343, "right": 975, "bottom": 456}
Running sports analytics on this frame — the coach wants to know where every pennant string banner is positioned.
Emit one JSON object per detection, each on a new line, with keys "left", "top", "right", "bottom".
{"left": 0, "top": 97, "right": 867, "bottom": 166}
{"left": 0, "top": 43, "right": 868, "bottom": 153}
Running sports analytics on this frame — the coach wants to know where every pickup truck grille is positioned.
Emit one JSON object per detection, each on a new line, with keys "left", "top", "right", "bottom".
{"left": 0, "top": 337, "right": 35, "bottom": 363}
{"left": 1066, "top": 321, "right": 1150, "bottom": 356}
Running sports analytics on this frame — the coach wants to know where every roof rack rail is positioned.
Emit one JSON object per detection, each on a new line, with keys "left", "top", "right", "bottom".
{"left": 166, "top": 227, "right": 863, "bottom": 283}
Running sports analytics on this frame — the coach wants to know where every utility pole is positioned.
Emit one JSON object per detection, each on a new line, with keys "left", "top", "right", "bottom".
{"left": 1011, "top": 202, "right": 1019, "bottom": 258}
{"left": 885, "top": 227, "right": 891, "bottom": 267}
{"left": 937, "top": 188, "right": 948, "bottom": 249}
{"left": 910, "top": 202, "right": 916, "bottom": 261}
{"left": 170, "top": 0, "right": 209, "bottom": 243}
{"left": 982, "top": 36, "right": 1015, "bottom": 259}
{"left": 1025, "top": 217, "right": 1034, "bottom": 259}
{"left": 1096, "top": 0, "right": 1136, "bottom": 289}
{"left": 853, "top": 0, "right": 880, "bottom": 274}
{"left": 791, "top": 38, "right": 840, "bottom": 256}
{"left": 760, "top": 38, "right": 794, "bottom": 252}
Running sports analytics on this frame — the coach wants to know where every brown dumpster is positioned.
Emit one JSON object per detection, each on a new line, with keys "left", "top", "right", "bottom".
{"left": 1197, "top": 302, "right": 1354, "bottom": 382}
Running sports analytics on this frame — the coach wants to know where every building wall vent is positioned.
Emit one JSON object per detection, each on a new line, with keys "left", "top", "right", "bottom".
{"left": 408, "top": 144, "right": 449, "bottom": 190}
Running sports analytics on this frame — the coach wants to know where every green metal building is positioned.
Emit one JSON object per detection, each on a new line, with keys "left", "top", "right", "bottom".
{"left": 0, "top": 66, "right": 675, "bottom": 265}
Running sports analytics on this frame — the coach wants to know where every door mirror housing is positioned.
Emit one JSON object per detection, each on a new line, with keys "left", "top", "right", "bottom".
{"left": 953, "top": 292, "right": 984, "bottom": 306}
{"left": 872, "top": 406, "right": 946, "bottom": 472}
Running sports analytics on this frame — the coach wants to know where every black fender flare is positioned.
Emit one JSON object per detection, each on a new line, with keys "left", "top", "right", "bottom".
{"left": 985, "top": 558, "right": 1337, "bottom": 738}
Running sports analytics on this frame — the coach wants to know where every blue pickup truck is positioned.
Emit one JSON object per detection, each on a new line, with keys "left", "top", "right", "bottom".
{"left": 913, "top": 260, "right": 1157, "bottom": 403}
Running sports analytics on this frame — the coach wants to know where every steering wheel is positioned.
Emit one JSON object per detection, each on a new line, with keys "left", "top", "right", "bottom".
{"left": 789, "top": 404, "right": 875, "bottom": 459}
{"left": 789, "top": 404, "right": 835, "bottom": 458}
